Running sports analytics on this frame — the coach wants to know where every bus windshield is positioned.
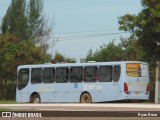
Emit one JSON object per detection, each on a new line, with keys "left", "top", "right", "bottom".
{"left": 18, "top": 69, "right": 29, "bottom": 90}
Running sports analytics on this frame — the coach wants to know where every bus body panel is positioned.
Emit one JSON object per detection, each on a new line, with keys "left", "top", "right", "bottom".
{"left": 88, "top": 82, "right": 122, "bottom": 102}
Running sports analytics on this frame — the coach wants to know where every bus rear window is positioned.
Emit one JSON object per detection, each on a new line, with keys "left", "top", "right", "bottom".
{"left": 126, "top": 63, "right": 147, "bottom": 77}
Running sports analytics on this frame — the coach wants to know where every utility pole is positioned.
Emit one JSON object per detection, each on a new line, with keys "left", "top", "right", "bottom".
{"left": 155, "top": 62, "right": 160, "bottom": 103}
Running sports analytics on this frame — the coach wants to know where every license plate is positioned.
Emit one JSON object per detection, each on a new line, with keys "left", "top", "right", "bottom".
{"left": 135, "top": 92, "right": 140, "bottom": 95}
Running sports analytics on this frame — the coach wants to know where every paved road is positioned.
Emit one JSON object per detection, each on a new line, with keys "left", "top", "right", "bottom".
{"left": 1, "top": 103, "right": 160, "bottom": 111}
{"left": 1, "top": 103, "right": 160, "bottom": 120}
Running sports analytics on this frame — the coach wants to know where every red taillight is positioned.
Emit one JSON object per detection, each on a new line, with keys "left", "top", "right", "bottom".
{"left": 146, "top": 84, "right": 149, "bottom": 95}
{"left": 124, "top": 82, "right": 128, "bottom": 94}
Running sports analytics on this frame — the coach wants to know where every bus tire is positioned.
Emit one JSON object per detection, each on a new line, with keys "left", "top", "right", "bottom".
{"left": 80, "top": 93, "right": 92, "bottom": 103}
{"left": 31, "top": 94, "right": 41, "bottom": 103}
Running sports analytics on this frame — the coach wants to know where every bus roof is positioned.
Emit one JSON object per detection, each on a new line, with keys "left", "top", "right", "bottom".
{"left": 18, "top": 61, "right": 148, "bottom": 69}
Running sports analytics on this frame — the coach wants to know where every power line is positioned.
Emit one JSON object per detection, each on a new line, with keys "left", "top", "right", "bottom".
{"left": 56, "top": 31, "right": 128, "bottom": 41}
{"left": 45, "top": 0, "right": 66, "bottom": 3}
{"left": 55, "top": 29, "right": 119, "bottom": 35}
{"left": 48, "top": 31, "right": 129, "bottom": 49}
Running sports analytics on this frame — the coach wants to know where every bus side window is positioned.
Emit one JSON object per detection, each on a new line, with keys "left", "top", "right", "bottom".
{"left": 113, "top": 65, "right": 121, "bottom": 82}
{"left": 84, "top": 66, "right": 98, "bottom": 82}
{"left": 56, "top": 67, "right": 68, "bottom": 83}
{"left": 70, "top": 67, "right": 83, "bottom": 83}
{"left": 43, "top": 68, "right": 55, "bottom": 83}
{"left": 31, "top": 68, "right": 43, "bottom": 83}
{"left": 99, "top": 66, "right": 112, "bottom": 82}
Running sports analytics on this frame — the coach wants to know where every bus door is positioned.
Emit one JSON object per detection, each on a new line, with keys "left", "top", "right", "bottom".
{"left": 112, "top": 65, "right": 121, "bottom": 100}
{"left": 41, "top": 68, "right": 55, "bottom": 102}
{"left": 68, "top": 67, "right": 83, "bottom": 102}
{"left": 54, "top": 67, "right": 69, "bottom": 102}
{"left": 125, "top": 63, "right": 149, "bottom": 96}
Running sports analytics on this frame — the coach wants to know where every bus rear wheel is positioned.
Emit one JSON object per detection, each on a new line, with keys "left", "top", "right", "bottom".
{"left": 31, "top": 94, "right": 41, "bottom": 103}
{"left": 80, "top": 93, "right": 92, "bottom": 103}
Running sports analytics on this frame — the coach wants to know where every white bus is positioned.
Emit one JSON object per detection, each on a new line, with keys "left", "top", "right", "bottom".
{"left": 16, "top": 61, "right": 149, "bottom": 103}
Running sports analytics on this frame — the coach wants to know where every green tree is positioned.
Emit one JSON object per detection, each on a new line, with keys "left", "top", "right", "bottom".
{"left": 52, "top": 52, "right": 76, "bottom": 63}
{"left": 28, "top": 0, "right": 53, "bottom": 50}
{"left": 0, "top": 33, "right": 51, "bottom": 99}
{"left": 119, "top": 37, "right": 144, "bottom": 61}
{"left": 0, "top": 34, "right": 51, "bottom": 79}
{"left": 82, "top": 38, "right": 144, "bottom": 63}
{"left": 83, "top": 41, "right": 125, "bottom": 62}
{"left": 0, "top": 0, "right": 53, "bottom": 100}
{"left": 119, "top": 0, "right": 160, "bottom": 64}
{"left": 1, "top": 0, "right": 53, "bottom": 51}
{"left": 1, "top": 0, "right": 28, "bottom": 39}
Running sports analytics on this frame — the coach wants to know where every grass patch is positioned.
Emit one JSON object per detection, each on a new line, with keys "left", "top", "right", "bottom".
{"left": 141, "top": 100, "right": 154, "bottom": 103}
{"left": 0, "top": 100, "right": 25, "bottom": 104}
{"left": 0, "top": 108, "right": 12, "bottom": 111}
{"left": 0, "top": 100, "right": 16, "bottom": 104}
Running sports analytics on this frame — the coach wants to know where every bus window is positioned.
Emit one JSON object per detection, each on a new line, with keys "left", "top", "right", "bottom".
{"left": 18, "top": 69, "right": 29, "bottom": 90}
{"left": 126, "top": 63, "right": 147, "bottom": 77}
{"left": 70, "top": 67, "right": 83, "bottom": 83}
{"left": 113, "top": 65, "right": 121, "bottom": 82}
{"left": 84, "top": 66, "right": 98, "bottom": 82}
{"left": 31, "top": 68, "right": 43, "bottom": 83}
{"left": 56, "top": 67, "right": 69, "bottom": 83}
{"left": 43, "top": 68, "right": 55, "bottom": 83}
{"left": 99, "top": 66, "right": 112, "bottom": 82}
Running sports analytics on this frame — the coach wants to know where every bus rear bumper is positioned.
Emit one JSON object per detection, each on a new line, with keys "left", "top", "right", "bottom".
{"left": 123, "top": 95, "right": 149, "bottom": 100}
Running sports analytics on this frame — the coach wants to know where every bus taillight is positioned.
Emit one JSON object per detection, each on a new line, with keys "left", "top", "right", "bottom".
{"left": 146, "top": 84, "right": 149, "bottom": 95}
{"left": 124, "top": 82, "right": 128, "bottom": 94}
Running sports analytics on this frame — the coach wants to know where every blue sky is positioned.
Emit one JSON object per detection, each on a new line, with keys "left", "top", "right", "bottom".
{"left": 0, "top": 0, "right": 142, "bottom": 62}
